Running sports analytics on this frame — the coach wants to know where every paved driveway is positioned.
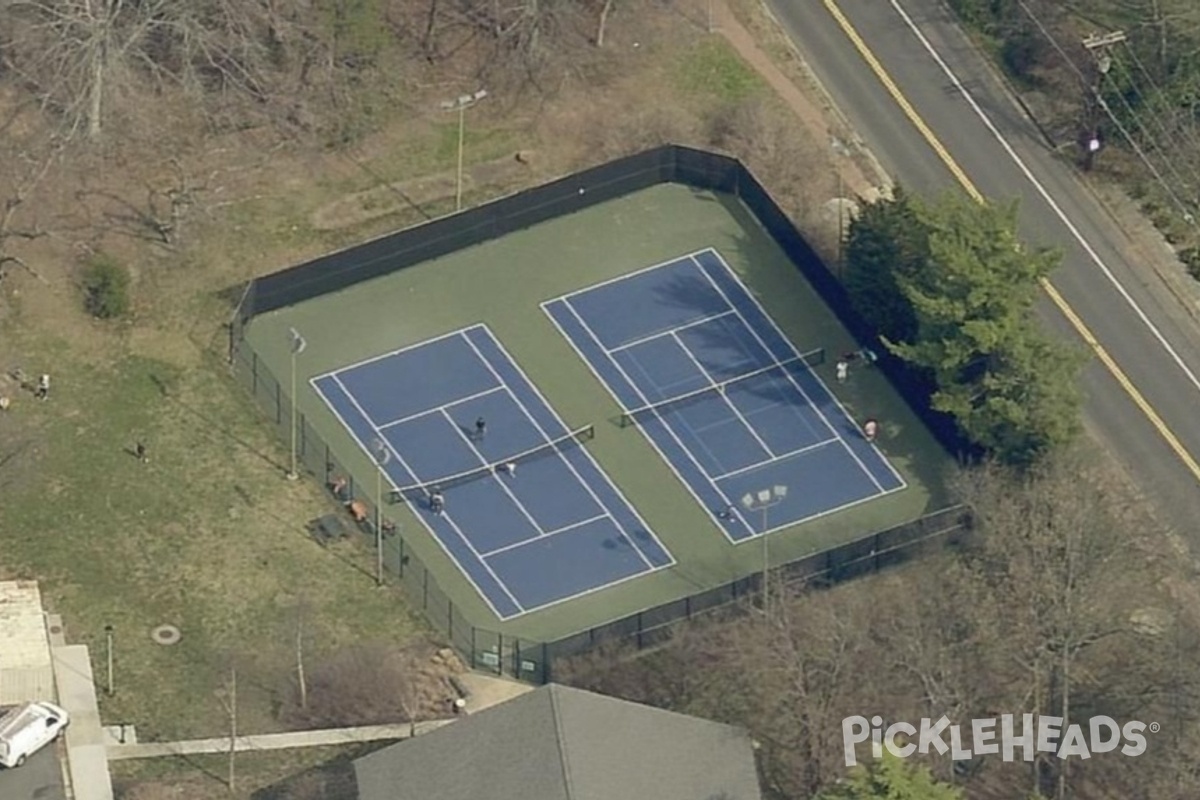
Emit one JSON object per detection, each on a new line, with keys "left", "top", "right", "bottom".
{"left": 0, "top": 744, "right": 67, "bottom": 800}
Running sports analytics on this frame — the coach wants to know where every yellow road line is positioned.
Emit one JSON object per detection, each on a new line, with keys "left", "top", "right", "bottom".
{"left": 821, "top": 0, "right": 1200, "bottom": 480}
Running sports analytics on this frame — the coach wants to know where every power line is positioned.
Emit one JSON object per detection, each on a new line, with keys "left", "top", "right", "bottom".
{"left": 1119, "top": 40, "right": 1200, "bottom": 170}
{"left": 1014, "top": 0, "right": 1196, "bottom": 225}
{"left": 1103, "top": 51, "right": 1200, "bottom": 203}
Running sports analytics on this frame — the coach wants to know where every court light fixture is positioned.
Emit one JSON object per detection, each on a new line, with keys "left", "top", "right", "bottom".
{"left": 372, "top": 438, "right": 392, "bottom": 587}
{"left": 742, "top": 485, "right": 788, "bottom": 614}
{"left": 286, "top": 328, "right": 307, "bottom": 481}
{"left": 439, "top": 89, "right": 489, "bottom": 213}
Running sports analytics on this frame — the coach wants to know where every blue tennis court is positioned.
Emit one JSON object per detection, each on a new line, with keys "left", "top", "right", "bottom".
{"left": 311, "top": 325, "right": 674, "bottom": 619}
{"left": 542, "top": 248, "right": 905, "bottom": 543}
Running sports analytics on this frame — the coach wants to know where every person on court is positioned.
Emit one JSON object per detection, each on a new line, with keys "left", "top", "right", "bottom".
{"left": 429, "top": 488, "right": 445, "bottom": 514}
{"left": 498, "top": 461, "right": 517, "bottom": 477}
{"left": 836, "top": 360, "right": 849, "bottom": 383}
{"left": 863, "top": 418, "right": 879, "bottom": 443}
{"left": 475, "top": 417, "right": 487, "bottom": 440}
{"left": 36, "top": 373, "right": 49, "bottom": 400}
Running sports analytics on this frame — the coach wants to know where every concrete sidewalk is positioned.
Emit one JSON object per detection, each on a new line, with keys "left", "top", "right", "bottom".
{"left": 52, "top": 645, "right": 113, "bottom": 800}
{"left": 107, "top": 719, "right": 455, "bottom": 760}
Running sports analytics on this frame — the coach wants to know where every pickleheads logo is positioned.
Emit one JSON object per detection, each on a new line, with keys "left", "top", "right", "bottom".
{"left": 842, "top": 715, "right": 1156, "bottom": 766}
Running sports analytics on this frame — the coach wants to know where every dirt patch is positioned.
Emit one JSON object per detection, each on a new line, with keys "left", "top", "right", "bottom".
{"left": 311, "top": 152, "right": 536, "bottom": 231}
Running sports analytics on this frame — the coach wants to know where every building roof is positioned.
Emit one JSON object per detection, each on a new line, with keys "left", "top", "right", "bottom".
{"left": 353, "top": 683, "right": 761, "bottom": 800}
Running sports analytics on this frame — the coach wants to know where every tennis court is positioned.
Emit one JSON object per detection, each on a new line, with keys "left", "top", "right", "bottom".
{"left": 543, "top": 248, "right": 906, "bottom": 542}
{"left": 310, "top": 324, "right": 674, "bottom": 619}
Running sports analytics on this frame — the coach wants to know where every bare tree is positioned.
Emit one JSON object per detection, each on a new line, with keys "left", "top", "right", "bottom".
{"left": 214, "top": 654, "right": 239, "bottom": 794}
{"left": 294, "top": 598, "right": 309, "bottom": 711}
{"left": 0, "top": 135, "right": 61, "bottom": 286}
{"left": 3, "top": 0, "right": 282, "bottom": 139}
{"left": 954, "top": 453, "right": 1151, "bottom": 798}
{"left": 595, "top": 0, "right": 615, "bottom": 47}
{"left": 279, "top": 641, "right": 435, "bottom": 730}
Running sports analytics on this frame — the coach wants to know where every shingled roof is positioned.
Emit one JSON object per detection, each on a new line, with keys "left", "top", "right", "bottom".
{"left": 353, "top": 683, "right": 762, "bottom": 800}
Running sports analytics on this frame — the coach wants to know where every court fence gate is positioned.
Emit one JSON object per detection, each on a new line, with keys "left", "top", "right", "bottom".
{"left": 227, "top": 144, "right": 972, "bottom": 684}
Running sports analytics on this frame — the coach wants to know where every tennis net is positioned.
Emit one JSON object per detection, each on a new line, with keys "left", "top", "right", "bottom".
{"left": 392, "top": 424, "right": 596, "bottom": 501}
{"left": 619, "top": 348, "right": 825, "bottom": 428}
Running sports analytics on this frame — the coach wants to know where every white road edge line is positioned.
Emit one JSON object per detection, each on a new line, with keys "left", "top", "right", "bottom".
{"left": 888, "top": 0, "right": 1200, "bottom": 400}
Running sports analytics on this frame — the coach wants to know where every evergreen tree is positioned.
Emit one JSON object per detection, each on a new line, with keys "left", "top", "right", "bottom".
{"left": 843, "top": 186, "right": 927, "bottom": 345}
{"left": 816, "top": 753, "right": 962, "bottom": 800}
{"left": 844, "top": 189, "right": 1083, "bottom": 465}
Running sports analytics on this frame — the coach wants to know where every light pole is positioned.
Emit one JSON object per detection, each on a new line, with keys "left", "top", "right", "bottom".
{"left": 440, "top": 89, "right": 488, "bottom": 212}
{"left": 104, "top": 624, "right": 114, "bottom": 696}
{"left": 742, "top": 485, "right": 788, "bottom": 613}
{"left": 287, "top": 328, "right": 307, "bottom": 480}
{"left": 372, "top": 438, "right": 392, "bottom": 587}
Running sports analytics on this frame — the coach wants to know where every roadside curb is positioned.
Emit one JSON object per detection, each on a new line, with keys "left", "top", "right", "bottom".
{"left": 749, "top": 0, "right": 894, "bottom": 194}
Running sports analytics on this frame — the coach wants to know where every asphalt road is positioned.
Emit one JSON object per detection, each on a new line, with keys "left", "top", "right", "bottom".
{"left": 0, "top": 745, "right": 67, "bottom": 800}
{"left": 766, "top": 0, "right": 1200, "bottom": 534}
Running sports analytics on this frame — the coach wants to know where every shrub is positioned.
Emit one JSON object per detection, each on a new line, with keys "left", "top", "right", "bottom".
{"left": 82, "top": 254, "right": 130, "bottom": 319}
{"left": 1180, "top": 247, "right": 1200, "bottom": 281}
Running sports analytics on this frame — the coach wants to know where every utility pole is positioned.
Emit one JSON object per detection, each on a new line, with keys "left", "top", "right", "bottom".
{"left": 1081, "top": 31, "right": 1126, "bottom": 171}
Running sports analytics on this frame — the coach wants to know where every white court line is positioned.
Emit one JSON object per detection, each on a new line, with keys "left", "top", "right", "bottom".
{"left": 620, "top": 344, "right": 734, "bottom": 473}
{"left": 888, "top": 0, "right": 1200, "bottom": 422}
{"left": 541, "top": 299, "right": 754, "bottom": 545}
{"left": 671, "top": 330, "right": 777, "bottom": 459}
{"left": 552, "top": 299, "right": 756, "bottom": 543}
{"left": 468, "top": 325, "right": 682, "bottom": 619}
{"left": 551, "top": 249, "right": 714, "bottom": 302}
{"left": 309, "top": 326, "right": 471, "bottom": 382}
{"left": 328, "top": 373, "right": 523, "bottom": 617}
{"left": 607, "top": 309, "right": 740, "bottom": 354}
{"left": 378, "top": 386, "right": 505, "bottom": 431}
{"left": 480, "top": 514, "right": 611, "bottom": 558}
{"left": 440, "top": 407, "right": 552, "bottom": 536}
{"left": 712, "top": 437, "right": 842, "bottom": 481}
{"left": 477, "top": 330, "right": 674, "bottom": 571}
{"left": 690, "top": 254, "right": 887, "bottom": 493}
{"left": 697, "top": 250, "right": 908, "bottom": 491}
{"left": 752, "top": 481, "right": 909, "bottom": 538}
{"left": 457, "top": 328, "right": 658, "bottom": 572}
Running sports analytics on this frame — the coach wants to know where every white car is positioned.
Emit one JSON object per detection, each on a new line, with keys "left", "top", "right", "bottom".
{"left": 0, "top": 701, "right": 70, "bottom": 768}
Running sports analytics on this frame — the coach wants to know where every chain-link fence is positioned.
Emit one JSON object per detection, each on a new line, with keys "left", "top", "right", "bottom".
{"left": 226, "top": 144, "right": 970, "bottom": 684}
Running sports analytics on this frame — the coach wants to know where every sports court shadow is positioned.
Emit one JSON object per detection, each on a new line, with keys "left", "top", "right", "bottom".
{"left": 648, "top": 268, "right": 731, "bottom": 321}
{"left": 717, "top": 213, "right": 956, "bottom": 503}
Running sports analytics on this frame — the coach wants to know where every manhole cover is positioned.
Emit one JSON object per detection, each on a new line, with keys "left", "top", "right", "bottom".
{"left": 49, "top": 625, "right": 62, "bottom": 634}
{"left": 151, "top": 624, "right": 182, "bottom": 646}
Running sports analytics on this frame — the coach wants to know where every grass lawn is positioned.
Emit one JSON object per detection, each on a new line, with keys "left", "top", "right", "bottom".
{"left": 0, "top": 323, "right": 426, "bottom": 740}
